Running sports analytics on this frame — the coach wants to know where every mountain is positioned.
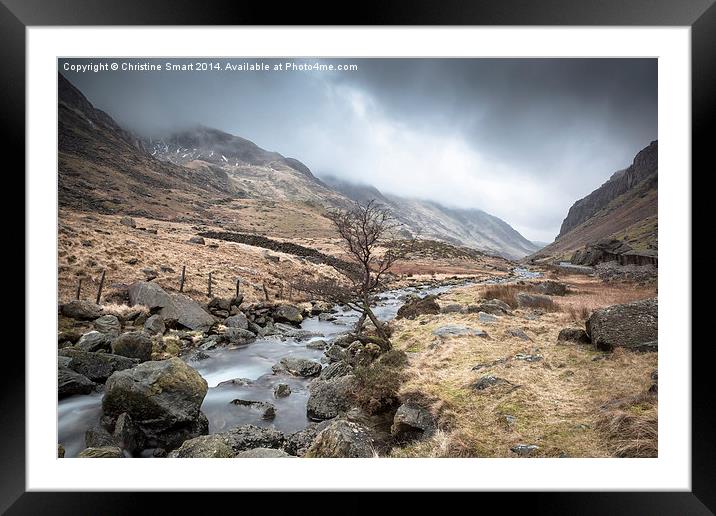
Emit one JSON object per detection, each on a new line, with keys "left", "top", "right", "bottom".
{"left": 58, "top": 73, "right": 232, "bottom": 219}
{"left": 321, "top": 175, "right": 539, "bottom": 259}
{"left": 145, "top": 127, "right": 346, "bottom": 206}
{"left": 530, "top": 140, "right": 658, "bottom": 265}
{"left": 59, "top": 74, "right": 538, "bottom": 259}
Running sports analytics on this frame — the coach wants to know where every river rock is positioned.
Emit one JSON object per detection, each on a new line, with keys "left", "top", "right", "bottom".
{"left": 396, "top": 295, "right": 440, "bottom": 320}
{"left": 61, "top": 300, "right": 103, "bottom": 320}
{"left": 272, "top": 357, "right": 321, "bottom": 378}
{"left": 391, "top": 403, "right": 436, "bottom": 441}
{"left": 237, "top": 448, "right": 294, "bottom": 458}
{"left": 221, "top": 424, "right": 285, "bottom": 453}
{"left": 102, "top": 357, "right": 209, "bottom": 450}
{"left": 273, "top": 383, "right": 291, "bottom": 398}
{"left": 319, "top": 361, "right": 353, "bottom": 380}
{"left": 74, "top": 330, "right": 111, "bottom": 352}
{"left": 586, "top": 298, "right": 657, "bottom": 351}
{"left": 168, "top": 434, "right": 236, "bottom": 458}
{"left": 111, "top": 331, "right": 153, "bottom": 362}
{"left": 224, "top": 327, "right": 256, "bottom": 345}
{"left": 78, "top": 446, "right": 124, "bottom": 458}
{"left": 557, "top": 327, "right": 591, "bottom": 344}
{"left": 128, "top": 281, "right": 215, "bottom": 331}
{"left": 112, "top": 412, "right": 142, "bottom": 454}
{"left": 85, "top": 425, "right": 115, "bottom": 448}
{"left": 58, "top": 366, "right": 96, "bottom": 398}
{"left": 306, "top": 339, "right": 328, "bottom": 350}
{"left": 468, "top": 299, "right": 513, "bottom": 316}
{"left": 324, "top": 344, "right": 348, "bottom": 363}
{"left": 230, "top": 399, "right": 276, "bottom": 420}
{"left": 93, "top": 314, "right": 121, "bottom": 336}
{"left": 306, "top": 374, "right": 356, "bottom": 421}
{"left": 58, "top": 348, "right": 135, "bottom": 383}
{"left": 224, "top": 313, "right": 249, "bottom": 330}
{"left": 318, "top": 312, "right": 336, "bottom": 322}
{"left": 535, "top": 281, "right": 568, "bottom": 296}
{"left": 305, "top": 419, "right": 375, "bottom": 458}
{"left": 58, "top": 444, "right": 65, "bottom": 458}
{"left": 273, "top": 304, "right": 303, "bottom": 325}
{"left": 143, "top": 314, "right": 166, "bottom": 335}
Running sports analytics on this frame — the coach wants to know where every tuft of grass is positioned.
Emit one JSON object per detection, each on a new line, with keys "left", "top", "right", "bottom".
{"left": 480, "top": 284, "right": 533, "bottom": 308}
{"left": 595, "top": 392, "right": 658, "bottom": 457}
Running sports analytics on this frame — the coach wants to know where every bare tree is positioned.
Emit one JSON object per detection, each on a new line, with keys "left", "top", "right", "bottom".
{"left": 295, "top": 200, "right": 411, "bottom": 350}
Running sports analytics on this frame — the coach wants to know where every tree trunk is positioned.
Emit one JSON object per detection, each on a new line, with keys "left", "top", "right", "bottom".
{"left": 354, "top": 312, "right": 367, "bottom": 334}
{"left": 361, "top": 298, "right": 391, "bottom": 351}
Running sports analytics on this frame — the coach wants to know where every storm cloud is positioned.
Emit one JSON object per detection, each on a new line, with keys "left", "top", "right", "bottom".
{"left": 60, "top": 58, "right": 657, "bottom": 242}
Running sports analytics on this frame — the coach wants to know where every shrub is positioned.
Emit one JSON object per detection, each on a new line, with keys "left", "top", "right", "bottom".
{"left": 353, "top": 350, "right": 409, "bottom": 414}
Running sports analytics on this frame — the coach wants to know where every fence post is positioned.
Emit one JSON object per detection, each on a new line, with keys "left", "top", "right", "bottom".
{"left": 208, "top": 272, "right": 212, "bottom": 298}
{"left": 179, "top": 266, "right": 186, "bottom": 293}
{"left": 262, "top": 283, "right": 269, "bottom": 301}
{"left": 235, "top": 278, "right": 241, "bottom": 298}
{"left": 76, "top": 278, "right": 82, "bottom": 300}
{"left": 95, "top": 270, "right": 106, "bottom": 305}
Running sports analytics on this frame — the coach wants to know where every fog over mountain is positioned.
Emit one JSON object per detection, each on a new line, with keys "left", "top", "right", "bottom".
{"left": 60, "top": 58, "right": 657, "bottom": 242}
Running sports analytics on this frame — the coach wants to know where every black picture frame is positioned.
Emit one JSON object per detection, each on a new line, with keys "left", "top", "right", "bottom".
{"left": 4, "top": 0, "right": 712, "bottom": 512}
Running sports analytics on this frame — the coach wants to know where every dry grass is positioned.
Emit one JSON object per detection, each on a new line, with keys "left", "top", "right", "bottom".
{"left": 594, "top": 392, "right": 658, "bottom": 457}
{"left": 480, "top": 283, "right": 533, "bottom": 308}
{"left": 389, "top": 276, "right": 658, "bottom": 458}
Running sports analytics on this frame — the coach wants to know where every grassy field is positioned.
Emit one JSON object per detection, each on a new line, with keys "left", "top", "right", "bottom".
{"left": 389, "top": 274, "right": 657, "bottom": 458}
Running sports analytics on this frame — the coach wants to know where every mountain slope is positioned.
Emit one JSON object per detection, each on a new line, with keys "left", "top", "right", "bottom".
{"left": 531, "top": 140, "right": 658, "bottom": 264}
{"left": 321, "top": 175, "right": 539, "bottom": 259}
{"left": 58, "top": 73, "right": 231, "bottom": 219}
{"left": 146, "top": 127, "right": 347, "bottom": 206}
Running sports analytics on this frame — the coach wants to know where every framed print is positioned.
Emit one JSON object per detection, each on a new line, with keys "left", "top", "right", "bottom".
{"left": 5, "top": 0, "right": 713, "bottom": 512}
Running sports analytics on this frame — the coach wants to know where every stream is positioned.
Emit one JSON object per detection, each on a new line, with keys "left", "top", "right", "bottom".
{"left": 58, "top": 268, "right": 539, "bottom": 457}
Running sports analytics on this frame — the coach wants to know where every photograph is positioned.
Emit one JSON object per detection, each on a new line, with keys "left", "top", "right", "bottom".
{"left": 56, "top": 57, "right": 659, "bottom": 460}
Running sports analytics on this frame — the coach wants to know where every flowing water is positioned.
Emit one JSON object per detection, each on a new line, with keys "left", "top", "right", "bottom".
{"left": 57, "top": 268, "right": 538, "bottom": 457}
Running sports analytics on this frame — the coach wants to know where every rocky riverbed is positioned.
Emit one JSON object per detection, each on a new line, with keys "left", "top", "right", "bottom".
{"left": 58, "top": 268, "right": 540, "bottom": 458}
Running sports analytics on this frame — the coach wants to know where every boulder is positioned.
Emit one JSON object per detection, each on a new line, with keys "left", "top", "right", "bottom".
{"left": 535, "top": 281, "right": 568, "bottom": 296}
{"left": 391, "top": 403, "right": 436, "bottom": 441}
{"left": 93, "top": 314, "right": 121, "bottom": 336}
{"left": 224, "top": 327, "right": 257, "bottom": 345}
{"left": 237, "top": 448, "right": 294, "bottom": 458}
{"left": 142, "top": 268, "right": 159, "bottom": 281}
{"left": 318, "top": 312, "right": 336, "bottom": 322}
{"left": 143, "top": 314, "right": 166, "bottom": 335}
{"left": 58, "top": 348, "right": 135, "bottom": 383}
{"left": 586, "top": 298, "right": 657, "bottom": 351}
{"left": 74, "top": 330, "right": 111, "bottom": 352}
{"left": 78, "top": 446, "right": 124, "bottom": 458}
{"left": 119, "top": 216, "right": 136, "bottom": 228}
{"left": 306, "top": 374, "right": 356, "bottom": 421}
{"left": 221, "top": 425, "right": 285, "bottom": 453}
{"left": 478, "top": 312, "right": 498, "bottom": 323}
{"left": 511, "top": 444, "right": 540, "bottom": 457}
{"left": 85, "top": 426, "right": 115, "bottom": 448}
{"left": 440, "top": 303, "right": 464, "bottom": 314}
{"left": 433, "top": 325, "right": 489, "bottom": 338}
{"left": 272, "top": 357, "right": 321, "bottom": 378}
{"left": 396, "top": 295, "right": 440, "bottom": 320}
{"left": 304, "top": 419, "right": 375, "bottom": 458}
{"left": 516, "top": 292, "right": 554, "bottom": 309}
{"left": 168, "top": 434, "right": 236, "bottom": 458}
{"left": 61, "top": 300, "right": 103, "bottom": 320}
{"left": 557, "top": 327, "right": 591, "bottom": 344}
{"left": 224, "top": 313, "right": 249, "bottom": 330}
{"left": 473, "top": 375, "right": 509, "bottom": 391}
{"left": 58, "top": 444, "right": 65, "bottom": 458}
{"left": 128, "top": 281, "right": 215, "bottom": 331}
{"left": 273, "top": 304, "right": 303, "bottom": 325}
{"left": 324, "top": 344, "right": 348, "bottom": 363}
{"left": 111, "top": 331, "right": 153, "bottom": 362}
{"left": 469, "top": 299, "right": 513, "bottom": 316}
{"left": 102, "top": 358, "right": 208, "bottom": 450}
{"left": 285, "top": 421, "right": 332, "bottom": 456}
{"left": 112, "top": 412, "right": 142, "bottom": 454}
{"left": 507, "top": 328, "right": 531, "bottom": 341}
{"left": 188, "top": 236, "right": 205, "bottom": 245}
{"left": 58, "top": 366, "right": 96, "bottom": 398}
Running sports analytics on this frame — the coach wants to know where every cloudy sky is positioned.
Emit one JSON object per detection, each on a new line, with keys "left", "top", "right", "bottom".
{"left": 61, "top": 58, "right": 657, "bottom": 242}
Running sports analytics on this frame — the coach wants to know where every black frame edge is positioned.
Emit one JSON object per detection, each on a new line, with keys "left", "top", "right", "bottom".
{"left": 6, "top": 0, "right": 714, "bottom": 513}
